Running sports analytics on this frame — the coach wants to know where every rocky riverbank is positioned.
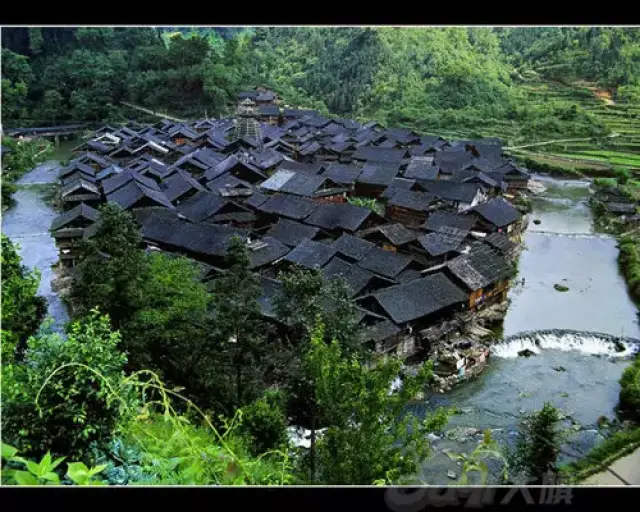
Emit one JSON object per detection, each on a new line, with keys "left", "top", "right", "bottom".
{"left": 427, "top": 301, "right": 510, "bottom": 393}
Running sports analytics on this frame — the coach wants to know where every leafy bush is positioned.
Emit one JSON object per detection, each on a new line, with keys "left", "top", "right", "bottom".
{"left": 617, "top": 235, "right": 640, "bottom": 301}
{"left": 1, "top": 310, "right": 131, "bottom": 460}
{"left": 239, "top": 389, "right": 288, "bottom": 456}
{"left": 1, "top": 444, "right": 108, "bottom": 486}
{"left": 619, "top": 355, "right": 640, "bottom": 416}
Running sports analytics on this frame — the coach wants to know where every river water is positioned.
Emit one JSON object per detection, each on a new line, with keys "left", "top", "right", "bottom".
{"left": 417, "top": 176, "right": 640, "bottom": 485}
{"left": 2, "top": 161, "right": 70, "bottom": 332}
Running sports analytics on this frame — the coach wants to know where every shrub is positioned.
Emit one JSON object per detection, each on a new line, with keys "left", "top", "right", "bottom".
{"left": 1, "top": 310, "right": 131, "bottom": 460}
{"left": 619, "top": 356, "right": 640, "bottom": 417}
{"left": 239, "top": 389, "right": 289, "bottom": 456}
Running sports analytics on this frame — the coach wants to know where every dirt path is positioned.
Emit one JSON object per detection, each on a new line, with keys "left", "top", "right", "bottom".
{"left": 119, "top": 101, "right": 189, "bottom": 123}
{"left": 583, "top": 446, "right": 640, "bottom": 485}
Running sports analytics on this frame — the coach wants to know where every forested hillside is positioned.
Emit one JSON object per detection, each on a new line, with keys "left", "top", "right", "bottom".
{"left": 2, "top": 27, "right": 639, "bottom": 145}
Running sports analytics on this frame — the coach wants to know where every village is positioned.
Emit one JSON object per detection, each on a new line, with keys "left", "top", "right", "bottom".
{"left": 49, "top": 86, "right": 532, "bottom": 392}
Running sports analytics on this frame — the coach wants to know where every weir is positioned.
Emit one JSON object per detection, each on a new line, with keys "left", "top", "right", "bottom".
{"left": 494, "top": 329, "right": 640, "bottom": 359}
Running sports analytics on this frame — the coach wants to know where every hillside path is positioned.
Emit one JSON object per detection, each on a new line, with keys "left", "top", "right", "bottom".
{"left": 119, "top": 101, "right": 188, "bottom": 123}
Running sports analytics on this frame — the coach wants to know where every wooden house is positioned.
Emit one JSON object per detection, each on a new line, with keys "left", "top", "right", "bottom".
{"left": 469, "top": 197, "right": 523, "bottom": 242}
{"left": 302, "top": 202, "right": 384, "bottom": 236}
{"left": 385, "top": 189, "right": 440, "bottom": 227}
{"left": 50, "top": 203, "right": 99, "bottom": 266}
{"left": 259, "top": 170, "right": 348, "bottom": 203}
{"left": 354, "top": 163, "right": 400, "bottom": 198}
{"left": 258, "top": 105, "right": 280, "bottom": 126}
{"left": 357, "top": 223, "right": 420, "bottom": 253}
{"left": 60, "top": 178, "right": 102, "bottom": 209}
{"left": 445, "top": 242, "right": 513, "bottom": 310}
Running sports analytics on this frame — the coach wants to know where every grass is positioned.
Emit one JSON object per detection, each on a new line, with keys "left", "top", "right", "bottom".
{"left": 561, "top": 427, "right": 640, "bottom": 483}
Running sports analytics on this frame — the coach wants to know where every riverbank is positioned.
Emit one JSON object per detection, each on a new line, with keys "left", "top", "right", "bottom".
{"left": 565, "top": 426, "right": 640, "bottom": 483}
{"left": 1, "top": 163, "right": 70, "bottom": 331}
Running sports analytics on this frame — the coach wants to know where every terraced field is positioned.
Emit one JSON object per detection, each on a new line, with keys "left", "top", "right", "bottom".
{"left": 507, "top": 80, "right": 640, "bottom": 173}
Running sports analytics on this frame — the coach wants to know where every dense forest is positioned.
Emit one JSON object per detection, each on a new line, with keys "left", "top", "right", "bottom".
{"left": 2, "top": 27, "right": 639, "bottom": 138}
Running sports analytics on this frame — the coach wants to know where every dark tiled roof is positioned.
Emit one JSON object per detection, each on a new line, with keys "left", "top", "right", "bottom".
{"left": 177, "top": 191, "right": 229, "bottom": 222}
{"left": 484, "top": 231, "right": 517, "bottom": 254}
{"left": 258, "top": 193, "right": 318, "bottom": 220}
{"left": 386, "top": 189, "right": 438, "bottom": 212}
{"left": 417, "top": 179, "right": 482, "bottom": 204}
{"left": 106, "top": 181, "right": 174, "bottom": 211}
{"left": 265, "top": 218, "right": 320, "bottom": 248}
{"left": 322, "top": 164, "right": 363, "bottom": 185}
{"left": 355, "top": 163, "right": 399, "bottom": 187}
{"left": 321, "top": 257, "right": 375, "bottom": 297}
{"left": 331, "top": 233, "right": 375, "bottom": 262}
{"left": 416, "top": 227, "right": 469, "bottom": 257}
{"left": 50, "top": 203, "right": 99, "bottom": 232}
{"left": 357, "top": 246, "right": 413, "bottom": 279}
{"left": 102, "top": 169, "right": 160, "bottom": 196}
{"left": 162, "top": 170, "right": 206, "bottom": 202}
{"left": 376, "top": 223, "right": 420, "bottom": 246}
{"left": 247, "top": 236, "right": 291, "bottom": 269}
{"left": 303, "top": 202, "right": 375, "bottom": 232}
{"left": 259, "top": 105, "right": 280, "bottom": 116}
{"left": 352, "top": 146, "right": 407, "bottom": 164}
{"left": 472, "top": 197, "right": 521, "bottom": 228}
{"left": 369, "top": 272, "right": 467, "bottom": 324}
{"left": 277, "top": 161, "right": 324, "bottom": 175}
{"left": 422, "top": 211, "right": 477, "bottom": 232}
{"left": 447, "top": 242, "right": 512, "bottom": 290}
{"left": 284, "top": 239, "right": 337, "bottom": 269}
{"left": 61, "top": 179, "right": 101, "bottom": 198}
{"left": 361, "top": 320, "right": 401, "bottom": 343}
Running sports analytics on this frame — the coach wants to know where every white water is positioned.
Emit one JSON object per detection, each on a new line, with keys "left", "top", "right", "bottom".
{"left": 492, "top": 332, "right": 639, "bottom": 359}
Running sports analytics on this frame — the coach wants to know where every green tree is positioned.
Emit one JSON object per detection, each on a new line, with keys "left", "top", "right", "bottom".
{"left": 120, "top": 252, "right": 210, "bottom": 382}
{"left": 207, "top": 236, "right": 270, "bottom": 409}
{"left": 0, "top": 235, "right": 47, "bottom": 350}
{"left": 37, "top": 89, "right": 64, "bottom": 124}
{"left": 68, "top": 203, "right": 146, "bottom": 329}
{"left": 509, "top": 402, "right": 564, "bottom": 484}
{"left": 297, "top": 321, "right": 449, "bottom": 485}
{"left": 1, "top": 48, "right": 32, "bottom": 121}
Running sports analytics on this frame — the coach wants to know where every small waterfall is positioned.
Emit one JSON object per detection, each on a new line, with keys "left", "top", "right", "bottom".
{"left": 493, "top": 329, "right": 640, "bottom": 359}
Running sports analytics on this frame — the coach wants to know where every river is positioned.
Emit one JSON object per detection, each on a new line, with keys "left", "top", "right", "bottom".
{"left": 417, "top": 175, "right": 640, "bottom": 485}
{"left": 2, "top": 158, "right": 71, "bottom": 332}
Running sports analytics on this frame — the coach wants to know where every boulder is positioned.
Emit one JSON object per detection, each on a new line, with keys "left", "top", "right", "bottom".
{"left": 518, "top": 348, "right": 536, "bottom": 357}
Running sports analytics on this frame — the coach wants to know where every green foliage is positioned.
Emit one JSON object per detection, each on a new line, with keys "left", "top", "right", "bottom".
{"left": 206, "top": 236, "right": 270, "bottom": 410}
{"left": 619, "top": 355, "right": 640, "bottom": 416}
{"left": 298, "top": 321, "right": 449, "bottom": 485}
{"left": 617, "top": 235, "right": 640, "bottom": 302}
{"left": 1, "top": 446, "right": 66, "bottom": 485}
{"left": 4, "top": 26, "right": 637, "bottom": 135}
{"left": 498, "top": 27, "right": 640, "bottom": 87}
{"left": 68, "top": 203, "right": 146, "bottom": 328}
{"left": 1, "top": 137, "right": 53, "bottom": 207}
{"left": 1, "top": 310, "right": 130, "bottom": 459}
{"left": 347, "top": 196, "right": 384, "bottom": 215}
{"left": 508, "top": 402, "right": 564, "bottom": 484}
{"left": 239, "top": 390, "right": 288, "bottom": 456}
{"left": 0, "top": 235, "right": 47, "bottom": 349}
{"left": 120, "top": 251, "right": 210, "bottom": 375}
